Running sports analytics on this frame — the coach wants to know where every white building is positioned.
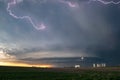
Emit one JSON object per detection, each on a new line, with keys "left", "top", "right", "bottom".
{"left": 93, "top": 63, "right": 97, "bottom": 67}
{"left": 75, "top": 65, "right": 80, "bottom": 68}
{"left": 93, "top": 63, "right": 106, "bottom": 68}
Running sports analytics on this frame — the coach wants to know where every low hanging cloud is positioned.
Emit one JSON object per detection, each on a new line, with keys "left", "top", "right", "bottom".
{"left": 0, "top": 50, "right": 16, "bottom": 61}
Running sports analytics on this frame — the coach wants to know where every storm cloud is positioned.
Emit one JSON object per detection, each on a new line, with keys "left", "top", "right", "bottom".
{"left": 0, "top": 0, "right": 119, "bottom": 67}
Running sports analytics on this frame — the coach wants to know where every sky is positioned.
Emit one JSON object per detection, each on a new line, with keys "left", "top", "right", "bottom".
{"left": 0, "top": 0, "right": 120, "bottom": 67}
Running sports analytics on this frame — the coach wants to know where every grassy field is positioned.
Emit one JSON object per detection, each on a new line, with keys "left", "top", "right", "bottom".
{"left": 0, "top": 66, "right": 120, "bottom": 80}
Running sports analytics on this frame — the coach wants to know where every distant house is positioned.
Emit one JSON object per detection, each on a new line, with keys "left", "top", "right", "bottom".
{"left": 93, "top": 64, "right": 96, "bottom": 68}
{"left": 75, "top": 65, "right": 80, "bottom": 68}
{"left": 93, "top": 63, "right": 106, "bottom": 68}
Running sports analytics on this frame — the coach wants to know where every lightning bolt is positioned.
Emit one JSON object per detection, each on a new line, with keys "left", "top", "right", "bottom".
{"left": 7, "top": 0, "right": 119, "bottom": 31}
{"left": 59, "top": 0, "right": 78, "bottom": 8}
{"left": 7, "top": 0, "right": 46, "bottom": 30}
{"left": 89, "top": 0, "right": 120, "bottom": 4}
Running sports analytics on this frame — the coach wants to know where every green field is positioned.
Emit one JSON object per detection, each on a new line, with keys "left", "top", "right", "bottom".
{"left": 0, "top": 66, "right": 120, "bottom": 80}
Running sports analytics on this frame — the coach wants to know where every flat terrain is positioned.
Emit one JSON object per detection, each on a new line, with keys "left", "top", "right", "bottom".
{"left": 0, "top": 66, "right": 120, "bottom": 80}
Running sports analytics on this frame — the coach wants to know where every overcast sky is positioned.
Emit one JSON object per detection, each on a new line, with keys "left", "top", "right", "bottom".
{"left": 0, "top": 0, "right": 120, "bottom": 67}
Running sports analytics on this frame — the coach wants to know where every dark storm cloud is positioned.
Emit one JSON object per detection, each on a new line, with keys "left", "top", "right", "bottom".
{"left": 86, "top": 0, "right": 120, "bottom": 65}
{"left": 0, "top": 0, "right": 120, "bottom": 66}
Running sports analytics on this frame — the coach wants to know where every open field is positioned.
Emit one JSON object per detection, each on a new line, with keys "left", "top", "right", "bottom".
{"left": 0, "top": 66, "right": 120, "bottom": 80}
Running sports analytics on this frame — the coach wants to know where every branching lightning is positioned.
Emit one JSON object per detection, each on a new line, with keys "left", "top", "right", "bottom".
{"left": 7, "top": 0, "right": 46, "bottom": 30}
{"left": 89, "top": 0, "right": 120, "bottom": 4}
{"left": 7, "top": 0, "right": 120, "bottom": 31}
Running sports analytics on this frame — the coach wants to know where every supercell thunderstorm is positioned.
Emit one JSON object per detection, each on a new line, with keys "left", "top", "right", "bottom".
{"left": 0, "top": 0, "right": 120, "bottom": 66}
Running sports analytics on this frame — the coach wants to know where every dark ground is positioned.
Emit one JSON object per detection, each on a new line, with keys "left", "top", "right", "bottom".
{"left": 0, "top": 66, "right": 120, "bottom": 80}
